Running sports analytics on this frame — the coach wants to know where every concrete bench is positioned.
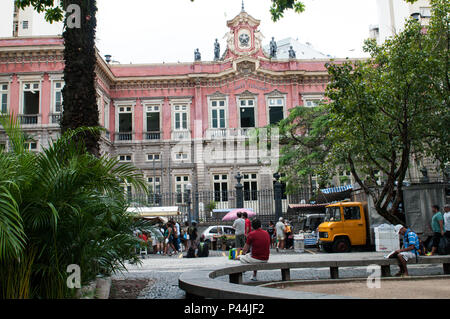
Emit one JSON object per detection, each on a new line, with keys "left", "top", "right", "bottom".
{"left": 178, "top": 255, "right": 450, "bottom": 299}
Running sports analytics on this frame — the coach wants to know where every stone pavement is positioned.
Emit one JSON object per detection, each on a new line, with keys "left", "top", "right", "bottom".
{"left": 112, "top": 250, "right": 445, "bottom": 299}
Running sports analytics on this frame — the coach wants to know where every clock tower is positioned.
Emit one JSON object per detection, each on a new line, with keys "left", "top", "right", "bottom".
{"left": 223, "top": 6, "right": 268, "bottom": 60}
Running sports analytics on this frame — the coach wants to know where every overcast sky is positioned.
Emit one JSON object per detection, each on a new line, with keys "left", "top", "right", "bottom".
{"left": 95, "top": 0, "right": 378, "bottom": 64}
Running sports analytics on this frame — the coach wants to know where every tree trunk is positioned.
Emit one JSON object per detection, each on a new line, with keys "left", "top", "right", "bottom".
{"left": 60, "top": 0, "right": 100, "bottom": 156}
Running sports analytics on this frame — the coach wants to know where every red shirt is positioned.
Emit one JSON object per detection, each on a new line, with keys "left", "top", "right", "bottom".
{"left": 245, "top": 218, "right": 252, "bottom": 236}
{"left": 246, "top": 229, "right": 270, "bottom": 261}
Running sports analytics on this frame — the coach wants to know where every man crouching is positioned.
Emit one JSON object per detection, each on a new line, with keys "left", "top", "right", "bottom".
{"left": 391, "top": 225, "right": 420, "bottom": 277}
{"left": 238, "top": 219, "right": 271, "bottom": 281}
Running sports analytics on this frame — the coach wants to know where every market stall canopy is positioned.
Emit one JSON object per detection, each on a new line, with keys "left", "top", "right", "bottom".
{"left": 287, "top": 203, "right": 328, "bottom": 217}
{"left": 127, "top": 206, "right": 181, "bottom": 217}
{"left": 315, "top": 185, "right": 353, "bottom": 204}
{"left": 320, "top": 185, "right": 353, "bottom": 194}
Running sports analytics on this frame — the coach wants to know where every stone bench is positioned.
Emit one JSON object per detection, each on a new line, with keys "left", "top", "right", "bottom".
{"left": 178, "top": 255, "right": 450, "bottom": 299}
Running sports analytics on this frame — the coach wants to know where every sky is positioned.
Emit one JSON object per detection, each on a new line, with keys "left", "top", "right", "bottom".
{"left": 95, "top": 0, "right": 379, "bottom": 64}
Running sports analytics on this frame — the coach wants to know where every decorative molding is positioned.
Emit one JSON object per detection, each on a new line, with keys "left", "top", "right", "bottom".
{"left": 264, "top": 89, "right": 286, "bottom": 96}
{"left": 207, "top": 91, "right": 228, "bottom": 98}
{"left": 236, "top": 89, "right": 258, "bottom": 97}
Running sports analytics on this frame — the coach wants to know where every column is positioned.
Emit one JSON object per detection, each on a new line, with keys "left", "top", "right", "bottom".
{"left": 162, "top": 97, "right": 171, "bottom": 141}
{"left": 228, "top": 94, "right": 237, "bottom": 128}
{"left": 257, "top": 92, "right": 267, "bottom": 127}
{"left": 40, "top": 73, "right": 51, "bottom": 125}
{"left": 134, "top": 99, "right": 143, "bottom": 141}
{"left": 9, "top": 74, "right": 20, "bottom": 116}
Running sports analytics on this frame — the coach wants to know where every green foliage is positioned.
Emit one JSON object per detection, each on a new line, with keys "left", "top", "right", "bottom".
{"left": 15, "top": 0, "right": 64, "bottom": 23}
{"left": 324, "top": 0, "right": 449, "bottom": 224}
{"left": 206, "top": 201, "right": 217, "bottom": 213}
{"left": 278, "top": 104, "right": 334, "bottom": 192}
{"left": 269, "top": 0, "right": 305, "bottom": 21}
{"left": 0, "top": 115, "right": 148, "bottom": 298}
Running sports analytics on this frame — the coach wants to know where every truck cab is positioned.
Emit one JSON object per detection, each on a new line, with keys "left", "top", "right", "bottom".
{"left": 318, "top": 201, "right": 367, "bottom": 253}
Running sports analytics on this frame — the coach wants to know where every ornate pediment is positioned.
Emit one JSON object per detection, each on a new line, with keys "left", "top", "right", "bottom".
{"left": 226, "top": 11, "right": 260, "bottom": 29}
{"left": 236, "top": 60, "right": 256, "bottom": 74}
{"left": 237, "top": 90, "right": 257, "bottom": 97}
{"left": 208, "top": 91, "right": 227, "bottom": 98}
{"left": 224, "top": 9, "right": 265, "bottom": 59}
{"left": 265, "top": 89, "right": 286, "bottom": 97}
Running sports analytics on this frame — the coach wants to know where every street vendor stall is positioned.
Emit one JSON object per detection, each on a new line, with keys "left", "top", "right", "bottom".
{"left": 128, "top": 206, "right": 181, "bottom": 254}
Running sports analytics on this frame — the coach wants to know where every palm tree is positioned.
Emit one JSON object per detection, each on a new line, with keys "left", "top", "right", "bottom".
{"left": 16, "top": 0, "right": 100, "bottom": 155}
{"left": 0, "top": 114, "right": 148, "bottom": 298}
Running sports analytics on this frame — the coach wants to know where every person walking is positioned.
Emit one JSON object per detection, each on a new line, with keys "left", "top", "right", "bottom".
{"left": 174, "top": 220, "right": 181, "bottom": 252}
{"left": 181, "top": 221, "right": 190, "bottom": 251}
{"left": 233, "top": 212, "right": 246, "bottom": 255}
{"left": 188, "top": 221, "right": 198, "bottom": 249}
{"left": 171, "top": 222, "right": 180, "bottom": 254}
{"left": 275, "top": 217, "right": 286, "bottom": 252}
{"left": 285, "top": 220, "right": 293, "bottom": 249}
{"left": 243, "top": 212, "right": 252, "bottom": 238}
{"left": 153, "top": 226, "right": 164, "bottom": 254}
{"left": 427, "top": 205, "right": 445, "bottom": 256}
{"left": 238, "top": 219, "right": 271, "bottom": 281}
{"left": 444, "top": 204, "right": 450, "bottom": 239}
{"left": 267, "top": 221, "right": 276, "bottom": 248}
{"left": 391, "top": 225, "right": 420, "bottom": 277}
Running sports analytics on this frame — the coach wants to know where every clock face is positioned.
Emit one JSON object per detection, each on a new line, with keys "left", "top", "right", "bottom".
{"left": 239, "top": 33, "right": 250, "bottom": 47}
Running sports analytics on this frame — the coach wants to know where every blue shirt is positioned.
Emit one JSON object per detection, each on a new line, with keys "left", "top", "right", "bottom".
{"left": 403, "top": 229, "right": 420, "bottom": 256}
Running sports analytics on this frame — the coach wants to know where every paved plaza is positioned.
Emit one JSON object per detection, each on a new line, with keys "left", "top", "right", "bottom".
{"left": 112, "top": 250, "right": 446, "bottom": 299}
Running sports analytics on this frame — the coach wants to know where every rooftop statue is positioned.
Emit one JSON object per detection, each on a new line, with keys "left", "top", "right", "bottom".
{"left": 288, "top": 46, "right": 296, "bottom": 59}
{"left": 214, "top": 39, "right": 220, "bottom": 61}
{"left": 270, "top": 37, "right": 277, "bottom": 58}
{"left": 194, "top": 48, "right": 201, "bottom": 61}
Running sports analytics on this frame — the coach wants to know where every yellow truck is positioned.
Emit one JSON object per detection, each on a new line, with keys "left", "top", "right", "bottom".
{"left": 317, "top": 183, "right": 447, "bottom": 253}
{"left": 318, "top": 201, "right": 370, "bottom": 253}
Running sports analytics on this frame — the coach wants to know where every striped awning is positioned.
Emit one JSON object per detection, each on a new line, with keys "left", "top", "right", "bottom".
{"left": 320, "top": 185, "right": 353, "bottom": 194}
{"left": 127, "top": 206, "right": 181, "bottom": 217}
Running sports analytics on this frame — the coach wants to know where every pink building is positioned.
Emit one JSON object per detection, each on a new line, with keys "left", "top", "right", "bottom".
{"left": 0, "top": 9, "right": 337, "bottom": 212}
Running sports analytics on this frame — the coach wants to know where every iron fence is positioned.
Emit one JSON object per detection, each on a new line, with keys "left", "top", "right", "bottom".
{"left": 129, "top": 188, "right": 312, "bottom": 225}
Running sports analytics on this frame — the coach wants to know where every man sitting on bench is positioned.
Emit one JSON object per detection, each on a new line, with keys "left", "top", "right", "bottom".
{"left": 238, "top": 219, "right": 271, "bottom": 281}
{"left": 391, "top": 225, "right": 420, "bottom": 277}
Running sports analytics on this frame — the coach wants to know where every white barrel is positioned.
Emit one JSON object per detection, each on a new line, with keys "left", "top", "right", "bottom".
{"left": 294, "top": 234, "right": 305, "bottom": 253}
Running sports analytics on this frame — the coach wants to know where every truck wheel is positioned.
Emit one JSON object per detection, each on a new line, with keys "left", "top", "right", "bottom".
{"left": 332, "top": 238, "right": 351, "bottom": 253}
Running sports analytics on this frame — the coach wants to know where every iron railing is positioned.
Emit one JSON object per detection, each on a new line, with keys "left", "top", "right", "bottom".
{"left": 129, "top": 188, "right": 312, "bottom": 224}
{"left": 19, "top": 114, "right": 40, "bottom": 125}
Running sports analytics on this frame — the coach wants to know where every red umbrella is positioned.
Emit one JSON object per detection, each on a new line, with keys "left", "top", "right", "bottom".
{"left": 222, "top": 208, "right": 256, "bottom": 221}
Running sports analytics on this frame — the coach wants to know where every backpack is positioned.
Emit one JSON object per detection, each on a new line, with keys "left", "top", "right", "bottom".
{"left": 185, "top": 246, "right": 196, "bottom": 258}
{"left": 198, "top": 242, "right": 209, "bottom": 257}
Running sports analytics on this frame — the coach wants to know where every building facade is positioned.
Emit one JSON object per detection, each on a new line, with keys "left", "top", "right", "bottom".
{"left": 0, "top": 7, "right": 441, "bottom": 218}
{"left": 0, "top": 9, "right": 331, "bottom": 196}
{"left": 369, "top": 0, "right": 431, "bottom": 44}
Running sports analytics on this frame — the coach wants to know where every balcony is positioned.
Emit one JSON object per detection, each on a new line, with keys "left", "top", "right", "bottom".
{"left": 206, "top": 128, "right": 228, "bottom": 139}
{"left": 144, "top": 131, "right": 161, "bottom": 141}
{"left": 171, "top": 130, "right": 191, "bottom": 141}
{"left": 50, "top": 113, "right": 62, "bottom": 125}
{"left": 19, "top": 114, "right": 40, "bottom": 125}
{"left": 115, "top": 132, "right": 133, "bottom": 141}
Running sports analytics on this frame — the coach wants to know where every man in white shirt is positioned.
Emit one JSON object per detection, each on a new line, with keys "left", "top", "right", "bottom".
{"left": 444, "top": 204, "right": 450, "bottom": 238}
{"left": 233, "top": 212, "right": 246, "bottom": 255}
{"left": 275, "top": 217, "right": 286, "bottom": 252}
